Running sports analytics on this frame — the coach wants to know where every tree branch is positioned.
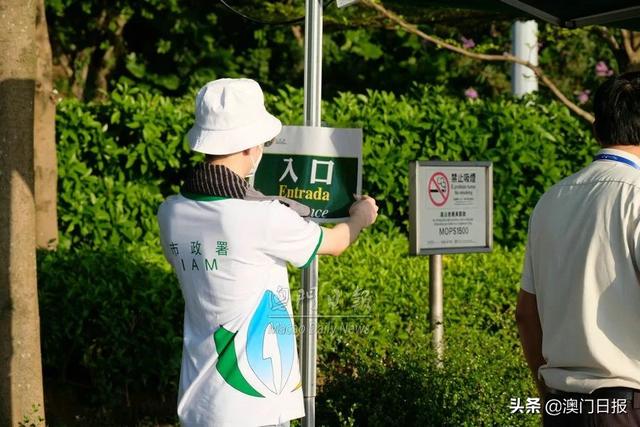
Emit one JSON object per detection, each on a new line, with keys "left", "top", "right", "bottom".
{"left": 360, "top": 0, "right": 595, "bottom": 123}
{"left": 622, "top": 30, "right": 634, "bottom": 59}
{"left": 596, "top": 26, "right": 620, "bottom": 52}
{"left": 594, "top": 27, "right": 630, "bottom": 72}
{"left": 621, "top": 30, "right": 640, "bottom": 68}
{"left": 291, "top": 25, "right": 303, "bottom": 47}
{"left": 85, "top": 10, "right": 130, "bottom": 100}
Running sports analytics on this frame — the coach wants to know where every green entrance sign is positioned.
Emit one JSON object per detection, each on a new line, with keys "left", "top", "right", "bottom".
{"left": 253, "top": 126, "right": 362, "bottom": 222}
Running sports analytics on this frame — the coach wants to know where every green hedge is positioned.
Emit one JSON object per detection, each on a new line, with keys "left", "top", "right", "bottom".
{"left": 55, "top": 83, "right": 597, "bottom": 250}
{"left": 47, "top": 82, "right": 595, "bottom": 422}
{"left": 38, "top": 231, "right": 537, "bottom": 426}
{"left": 55, "top": 85, "right": 194, "bottom": 249}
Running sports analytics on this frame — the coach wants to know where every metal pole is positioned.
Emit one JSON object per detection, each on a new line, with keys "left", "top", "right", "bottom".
{"left": 511, "top": 20, "right": 539, "bottom": 96}
{"left": 304, "top": 0, "right": 323, "bottom": 127}
{"left": 300, "top": 261, "right": 318, "bottom": 426}
{"left": 301, "top": 1, "right": 322, "bottom": 426}
{"left": 429, "top": 254, "right": 444, "bottom": 365}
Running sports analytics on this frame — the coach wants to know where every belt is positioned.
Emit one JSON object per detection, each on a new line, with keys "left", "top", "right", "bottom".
{"left": 547, "top": 387, "right": 639, "bottom": 400}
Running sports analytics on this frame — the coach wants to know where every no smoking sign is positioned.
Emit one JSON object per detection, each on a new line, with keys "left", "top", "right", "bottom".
{"left": 428, "top": 172, "right": 450, "bottom": 207}
{"left": 410, "top": 161, "right": 493, "bottom": 255}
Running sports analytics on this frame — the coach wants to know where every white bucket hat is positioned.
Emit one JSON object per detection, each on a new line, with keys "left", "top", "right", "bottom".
{"left": 187, "top": 78, "right": 282, "bottom": 155}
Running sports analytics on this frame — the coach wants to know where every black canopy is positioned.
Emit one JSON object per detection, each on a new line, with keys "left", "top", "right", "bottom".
{"left": 392, "top": 0, "right": 640, "bottom": 30}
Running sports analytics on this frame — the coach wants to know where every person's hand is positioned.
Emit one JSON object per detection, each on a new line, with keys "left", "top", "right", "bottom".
{"left": 349, "top": 195, "right": 378, "bottom": 228}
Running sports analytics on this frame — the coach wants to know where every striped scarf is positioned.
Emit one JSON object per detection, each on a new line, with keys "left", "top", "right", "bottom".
{"left": 182, "top": 163, "right": 249, "bottom": 199}
{"left": 182, "top": 162, "right": 311, "bottom": 217}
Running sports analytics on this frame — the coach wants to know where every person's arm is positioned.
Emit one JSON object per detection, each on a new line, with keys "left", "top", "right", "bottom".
{"left": 318, "top": 196, "right": 378, "bottom": 256}
{"left": 515, "top": 289, "right": 547, "bottom": 397}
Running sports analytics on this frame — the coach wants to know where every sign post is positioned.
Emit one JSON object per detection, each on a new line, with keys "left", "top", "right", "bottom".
{"left": 302, "top": 2, "right": 322, "bottom": 425}
{"left": 410, "top": 161, "right": 493, "bottom": 361}
{"left": 257, "top": 2, "right": 359, "bottom": 423}
{"left": 429, "top": 253, "right": 443, "bottom": 363}
{"left": 253, "top": 3, "right": 362, "bottom": 424}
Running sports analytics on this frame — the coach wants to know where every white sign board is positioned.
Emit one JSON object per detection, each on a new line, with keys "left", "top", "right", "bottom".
{"left": 253, "top": 126, "right": 363, "bottom": 223}
{"left": 409, "top": 161, "right": 493, "bottom": 255}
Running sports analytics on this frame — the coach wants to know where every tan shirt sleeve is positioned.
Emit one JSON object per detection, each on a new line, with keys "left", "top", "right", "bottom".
{"left": 521, "top": 216, "right": 536, "bottom": 294}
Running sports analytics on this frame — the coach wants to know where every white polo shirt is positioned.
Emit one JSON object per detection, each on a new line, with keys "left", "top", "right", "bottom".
{"left": 157, "top": 193, "right": 322, "bottom": 427}
{"left": 522, "top": 148, "right": 640, "bottom": 393}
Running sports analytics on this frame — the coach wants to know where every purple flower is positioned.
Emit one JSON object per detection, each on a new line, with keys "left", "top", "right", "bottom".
{"left": 461, "top": 36, "right": 475, "bottom": 49}
{"left": 465, "top": 87, "right": 479, "bottom": 100}
{"left": 576, "top": 89, "right": 591, "bottom": 105}
{"left": 595, "top": 61, "right": 614, "bottom": 77}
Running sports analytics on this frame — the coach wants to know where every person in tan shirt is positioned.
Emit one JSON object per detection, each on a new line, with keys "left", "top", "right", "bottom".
{"left": 517, "top": 72, "right": 640, "bottom": 426}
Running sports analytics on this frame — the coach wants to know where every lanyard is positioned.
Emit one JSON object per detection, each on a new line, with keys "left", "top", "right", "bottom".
{"left": 594, "top": 153, "right": 640, "bottom": 170}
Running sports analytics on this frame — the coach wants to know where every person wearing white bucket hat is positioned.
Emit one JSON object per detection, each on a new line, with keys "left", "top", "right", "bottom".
{"left": 187, "top": 78, "right": 283, "bottom": 156}
{"left": 157, "top": 78, "right": 378, "bottom": 427}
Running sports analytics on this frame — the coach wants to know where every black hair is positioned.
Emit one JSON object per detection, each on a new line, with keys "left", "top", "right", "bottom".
{"left": 593, "top": 71, "right": 640, "bottom": 146}
{"left": 204, "top": 139, "right": 273, "bottom": 163}
{"left": 205, "top": 153, "right": 226, "bottom": 162}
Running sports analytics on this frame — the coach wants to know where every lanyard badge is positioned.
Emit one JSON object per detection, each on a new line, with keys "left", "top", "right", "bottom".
{"left": 594, "top": 153, "right": 640, "bottom": 170}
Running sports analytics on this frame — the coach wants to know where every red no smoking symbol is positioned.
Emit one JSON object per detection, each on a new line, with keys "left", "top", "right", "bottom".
{"left": 428, "top": 172, "right": 450, "bottom": 207}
